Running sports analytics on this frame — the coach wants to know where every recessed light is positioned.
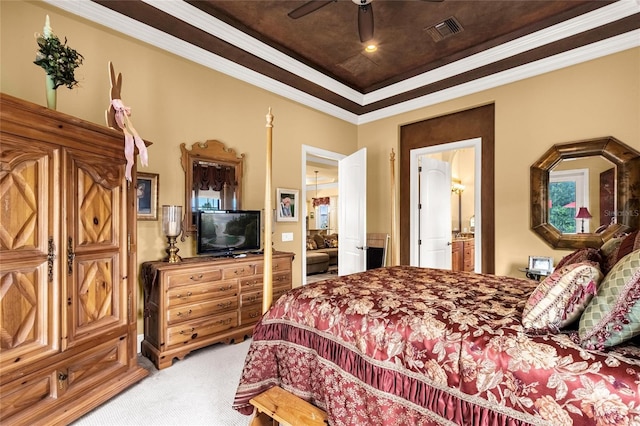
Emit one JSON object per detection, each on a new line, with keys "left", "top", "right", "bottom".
{"left": 365, "top": 44, "right": 377, "bottom": 53}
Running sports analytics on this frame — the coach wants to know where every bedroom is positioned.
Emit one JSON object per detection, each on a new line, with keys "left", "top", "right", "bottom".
{"left": 1, "top": 0, "right": 639, "bottom": 424}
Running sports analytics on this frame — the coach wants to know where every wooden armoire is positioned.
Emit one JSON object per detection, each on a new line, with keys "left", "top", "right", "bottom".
{"left": 0, "top": 94, "right": 148, "bottom": 425}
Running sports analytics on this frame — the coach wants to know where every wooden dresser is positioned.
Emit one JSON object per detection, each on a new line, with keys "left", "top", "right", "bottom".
{"left": 0, "top": 94, "right": 148, "bottom": 424}
{"left": 141, "top": 252, "right": 294, "bottom": 369}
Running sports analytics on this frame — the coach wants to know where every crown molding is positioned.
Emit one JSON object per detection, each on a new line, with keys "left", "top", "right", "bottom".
{"left": 45, "top": 0, "right": 640, "bottom": 125}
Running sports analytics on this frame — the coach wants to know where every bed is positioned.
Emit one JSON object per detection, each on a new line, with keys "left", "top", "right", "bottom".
{"left": 233, "top": 251, "right": 640, "bottom": 426}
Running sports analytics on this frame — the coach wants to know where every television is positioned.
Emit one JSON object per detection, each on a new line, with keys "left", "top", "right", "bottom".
{"left": 196, "top": 210, "right": 261, "bottom": 256}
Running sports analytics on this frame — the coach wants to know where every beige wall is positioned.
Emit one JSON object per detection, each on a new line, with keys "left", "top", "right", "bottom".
{"left": 2, "top": 2, "right": 639, "bottom": 328}
{"left": 358, "top": 47, "right": 640, "bottom": 276}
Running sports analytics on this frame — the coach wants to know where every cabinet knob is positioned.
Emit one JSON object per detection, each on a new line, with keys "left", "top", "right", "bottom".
{"left": 190, "top": 274, "right": 204, "bottom": 281}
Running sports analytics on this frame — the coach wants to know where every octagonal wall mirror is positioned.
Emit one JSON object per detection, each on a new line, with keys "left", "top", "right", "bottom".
{"left": 180, "top": 140, "right": 244, "bottom": 240}
{"left": 531, "top": 136, "right": 640, "bottom": 249}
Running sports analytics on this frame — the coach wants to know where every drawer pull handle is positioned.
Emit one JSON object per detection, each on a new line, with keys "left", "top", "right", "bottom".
{"left": 217, "top": 318, "right": 232, "bottom": 326}
{"left": 179, "top": 327, "right": 195, "bottom": 335}
{"left": 249, "top": 312, "right": 260, "bottom": 318}
{"left": 246, "top": 296, "right": 259, "bottom": 303}
{"left": 234, "top": 268, "right": 245, "bottom": 275}
{"left": 176, "top": 309, "right": 192, "bottom": 317}
{"left": 190, "top": 274, "right": 204, "bottom": 281}
{"left": 273, "top": 264, "right": 279, "bottom": 270}
{"left": 176, "top": 291, "right": 192, "bottom": 299}
{"left": 217, "top": 302, "right": 232, "bottom": 309}
{"left": 219, "top": 286, "right": 233, "bottom": 291}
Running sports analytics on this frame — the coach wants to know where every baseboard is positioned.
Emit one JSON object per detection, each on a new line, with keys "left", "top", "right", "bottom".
{"left": 137, "top": 333, "right": 144, "bottom": 354}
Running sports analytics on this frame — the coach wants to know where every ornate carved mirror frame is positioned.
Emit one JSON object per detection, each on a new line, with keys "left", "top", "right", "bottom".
{"left": 180, "top": 140, "right": 245, "bottom": 239}
{"left": 531, "top": 136, "right": 640, "bottom": 249}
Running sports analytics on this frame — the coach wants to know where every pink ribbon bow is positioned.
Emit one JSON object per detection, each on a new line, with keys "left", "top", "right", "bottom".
{"left": 111, "top": 99, "right": 149, "bottom": 181}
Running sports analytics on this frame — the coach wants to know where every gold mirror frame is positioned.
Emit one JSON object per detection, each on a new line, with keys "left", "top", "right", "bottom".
{"left": 531, "top": 136, "right": 640, "bottom": 249}
{"left": 180, "top": 140, "right": 245, "bottom": 240}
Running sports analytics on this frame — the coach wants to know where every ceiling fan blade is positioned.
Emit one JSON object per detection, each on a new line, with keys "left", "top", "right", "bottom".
{"left": 288, "top": 1, "right": 334, "bottom": 19}
{"left": 358, "top": 3, "right": 374, "bottom": 42}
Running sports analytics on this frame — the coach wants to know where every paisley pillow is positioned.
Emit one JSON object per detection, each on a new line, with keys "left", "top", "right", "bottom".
{"left": 579, "top": 249, "right": 640, "bottom": 350}
{"left": 555, "top": 247, "right": 602, "bottom": 271}
{"left": 522, "top": 261, "right": 603, "bottom": 334}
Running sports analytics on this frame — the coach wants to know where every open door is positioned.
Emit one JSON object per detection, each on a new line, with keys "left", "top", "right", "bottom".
{"left": 419, "top": 156, "right": 452, "bottom": 268}
{"left": 338, "top": 148, "right": 367, "bottom": 275}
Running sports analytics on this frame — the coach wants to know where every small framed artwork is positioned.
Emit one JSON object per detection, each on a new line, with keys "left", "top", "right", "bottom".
{"left": 276, "top": 188, "right": 299, "bottom": 222}
{"left": 528, "top": 256, "right": 553, "bottom": 273}
{"left": 136, "top": 172, "right": 159, "bottom": 220}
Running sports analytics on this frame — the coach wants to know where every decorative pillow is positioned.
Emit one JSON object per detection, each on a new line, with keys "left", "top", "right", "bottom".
{"left": 579, "top": 249, "right": 640, "bottom": 350}
{"left": 312, "top": 233, "right": 325, "bottom": 249}
{"left": 522, "top": 261, "right": 603, "bottom": 334}
{"left": 602, "top": 231, "right": 640, "bottom": 274}
{"left": 555, "top": 247, "right": 602, "bottom": 271}
{"left": 324, "top": 235, "right": 338, "bottom": 248}
{"left": 306, "top": 238, "right": 317, "bottom": 250}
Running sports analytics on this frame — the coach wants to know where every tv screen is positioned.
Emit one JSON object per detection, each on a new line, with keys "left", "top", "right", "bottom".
{"left": 196, "top": 210, "right": 261, "bottom": 256}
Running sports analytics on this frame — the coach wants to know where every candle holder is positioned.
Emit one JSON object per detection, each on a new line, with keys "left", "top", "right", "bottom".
{"left": 162, "top": 205, "right": 182, "bottom": 263}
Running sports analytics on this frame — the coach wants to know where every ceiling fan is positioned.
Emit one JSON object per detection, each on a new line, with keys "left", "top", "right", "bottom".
{"left": 288, "top": 0, "right": 444, "bottom": 43}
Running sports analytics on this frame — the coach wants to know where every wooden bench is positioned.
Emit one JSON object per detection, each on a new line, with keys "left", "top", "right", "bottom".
{"left": 249, "top": 386, "right": 328, "bottom": 425}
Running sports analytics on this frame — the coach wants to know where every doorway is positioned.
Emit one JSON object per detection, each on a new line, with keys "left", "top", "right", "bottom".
{"left": 301, "top": 146, "right": 342, "bottom": 284}
{"left": 410, "top": 139, "right": 482, "bottom": 271}
{"left": 400, "top": 104, "right": 495, "bottom": 273}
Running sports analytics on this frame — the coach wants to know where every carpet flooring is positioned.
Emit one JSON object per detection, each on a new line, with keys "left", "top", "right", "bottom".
{"left": 71, "top": 339, "right": 253, "bottom": 426}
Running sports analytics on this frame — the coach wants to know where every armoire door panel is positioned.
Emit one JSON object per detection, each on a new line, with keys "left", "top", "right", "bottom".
{"left": 0, "top": 262, "right": 59, "bottom": 372}
{"left": 66, "top": 253, "right": 124, "bottom": 349}
{"left": 0, "top": 140, "right": 58, "bottom": 262}
{"left": 65, "top": 150, "right": 125, "bottom": 252}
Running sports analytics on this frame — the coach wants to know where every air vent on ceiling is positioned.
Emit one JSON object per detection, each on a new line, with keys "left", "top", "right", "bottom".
{"left": 425, "top": 17, "right": 463, "bottom": 42}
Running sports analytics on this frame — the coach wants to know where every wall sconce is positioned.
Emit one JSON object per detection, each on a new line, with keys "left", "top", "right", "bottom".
{"left": 575, "top": 206, "right": 592, "bottom": 234}
{"left": 451, "top": 181, "right": 465, "bottom": 233}
{"left": 162, "top": 205, "right": 182, "bottom": 263}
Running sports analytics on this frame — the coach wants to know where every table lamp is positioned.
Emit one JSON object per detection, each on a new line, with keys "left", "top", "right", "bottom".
{"left": 575, "top": 207, "right": 592, "bottom": 233}
{"left": 163, "top": 205, "right": 182, "bottom": 263}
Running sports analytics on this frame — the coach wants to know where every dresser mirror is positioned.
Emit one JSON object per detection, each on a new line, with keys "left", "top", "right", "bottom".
{"left": 531, "top": 136, "right": 640, "bottom": 249}
{"left": 180, "top": 140, "right": 244, "bottom": 239}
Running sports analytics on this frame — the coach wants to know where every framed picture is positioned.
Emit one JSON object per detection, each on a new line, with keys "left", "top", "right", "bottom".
{"left": 136, "top": 172, "right": 159, "bottom": 220}
{"left": 276, "top": 188, "right": 299, "bottom": 222}
{"left": 528, "top": 256, "right": 553, "bottom": 273}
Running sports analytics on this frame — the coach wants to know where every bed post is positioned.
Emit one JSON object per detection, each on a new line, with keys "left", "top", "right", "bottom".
{"left": 390, "top": 148, "right": 398, "bottom": 266}
{"left": 263, "top": 108, "right": 274, "bottom": 313}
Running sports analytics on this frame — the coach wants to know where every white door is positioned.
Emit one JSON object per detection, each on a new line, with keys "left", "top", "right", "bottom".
{"left": 338, "top": 148, "right": 367, "bottom": 275}
{"left": 419, "top": 156, "right": 452, "bottom": 268}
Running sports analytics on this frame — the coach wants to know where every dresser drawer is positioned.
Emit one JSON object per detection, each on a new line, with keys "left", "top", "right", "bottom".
{"left": 166, "top": 313, "right": 238, "bottom": 347}
{"left": 239, "top": 274, "right": 263, "bottom": 291}
{"left": 256, "top": 257, "right": 291, "bottom": 274}
{"left": 167, "top": 296, "right": 238, "bottom": 325}
{"left": 240, "top": 305, "right": 263, "bottom": 325}
{"left": 166, "top": 268, "right": 223, "bottom": 288}
{"left": 167, "top": 280, "right": 238, "bottom": 307}
{"left": 222, "top": 264, "right": 255, "bottom": 279}
{"left": 241, "top": 290, "right": 263, "bottom": 307}
{"left": 273, "top": 271, "right": 291, "bottom": 287}
{"left": 273, "top": 287, "right": 290, "bottom": 301}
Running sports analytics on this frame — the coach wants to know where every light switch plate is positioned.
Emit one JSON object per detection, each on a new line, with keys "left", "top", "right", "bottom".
{"left": 281, "top": 232, "right": 294, "bottom": 242}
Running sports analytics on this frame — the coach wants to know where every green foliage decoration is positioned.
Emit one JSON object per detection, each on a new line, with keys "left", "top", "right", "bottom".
{"left": 34, "top": 34, "right": 84, "bottom": 90}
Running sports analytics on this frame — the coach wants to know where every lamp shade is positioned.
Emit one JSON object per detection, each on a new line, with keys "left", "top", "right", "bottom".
{"left": 162, "top": 205, "right": 182, "bottom": 237}
{"left": 575, "top": 207, "right": 592, "bottom": 219}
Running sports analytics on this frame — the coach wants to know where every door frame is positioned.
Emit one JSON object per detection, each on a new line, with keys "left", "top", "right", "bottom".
{"left": 410, "top": 138, "right": 482, "bottom": 270}
{"left": 400, "top": 104, "right": 495, "bottom": 273}
{"left": 301, "top": 145, "right": 344, "bottom": 284}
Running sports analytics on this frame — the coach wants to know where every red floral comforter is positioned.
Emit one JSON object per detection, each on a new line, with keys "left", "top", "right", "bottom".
{"left": 233, "top": 266, "right": 640, "bottom": 425}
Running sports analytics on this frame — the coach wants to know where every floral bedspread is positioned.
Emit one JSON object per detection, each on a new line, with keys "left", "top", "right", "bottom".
{"left": 233, "top": 266, "right": 640, "bottom": 425}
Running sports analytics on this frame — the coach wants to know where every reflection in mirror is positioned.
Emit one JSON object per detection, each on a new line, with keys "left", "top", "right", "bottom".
{"left": 548, "top": 156, "right": 616, "bottom": 235}
{"left": 531, "top": 136, "right": 640, "bottom": 249}
{"left": 180, "top": 140, "right": 244, "bottom": 239}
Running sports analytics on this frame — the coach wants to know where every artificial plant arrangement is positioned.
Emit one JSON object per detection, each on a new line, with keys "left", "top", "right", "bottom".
{"left": 34, "top": 15, "right": 83, "bottom": 107}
